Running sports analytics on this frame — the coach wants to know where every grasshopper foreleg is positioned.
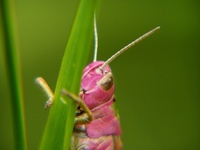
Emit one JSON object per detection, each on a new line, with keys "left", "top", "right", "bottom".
{"left": 62, "top": 89, "right": 93, "bottom": 124}
{"left": 35, "top": 77, "right": 54, "bottom": 109}
{"left": 36, "top": 78, "right": 93, "bottom": 124}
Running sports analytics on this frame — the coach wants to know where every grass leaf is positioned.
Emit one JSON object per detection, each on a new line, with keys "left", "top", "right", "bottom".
{"left": 39, "top": 0, "right": 99, "bottom": 149}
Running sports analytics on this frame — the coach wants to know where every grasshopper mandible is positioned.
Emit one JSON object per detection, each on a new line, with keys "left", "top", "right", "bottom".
{"left": 36, "top": 17, "right": 160, "bottom": 149}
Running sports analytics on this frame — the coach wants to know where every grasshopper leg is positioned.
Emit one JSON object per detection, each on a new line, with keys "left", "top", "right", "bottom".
{"left": 62, "top": 89, "right": 93, "bottom": 124}
{"left": 35, "top": 77, "right": 54, "bottom": 109}
{"left": 35, "top": 78, "right": 93, "bottom": 123}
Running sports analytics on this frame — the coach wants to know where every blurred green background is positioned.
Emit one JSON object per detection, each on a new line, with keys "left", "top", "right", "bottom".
{"left": 0, "top": 0, "right": 199, "bottom": 150}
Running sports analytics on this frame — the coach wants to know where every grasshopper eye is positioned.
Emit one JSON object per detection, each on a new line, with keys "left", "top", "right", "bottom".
{"left": 104, "top": 70, "right": 108, "bottom": 74}
{"left": 98, "top": 72, "right": 113, "bottom": 90}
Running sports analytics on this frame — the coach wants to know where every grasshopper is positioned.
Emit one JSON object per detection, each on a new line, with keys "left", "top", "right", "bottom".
{"left": 36, "top": 18, "right": 159, "bottom": 149}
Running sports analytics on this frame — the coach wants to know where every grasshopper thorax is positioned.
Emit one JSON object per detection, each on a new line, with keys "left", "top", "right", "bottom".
{"left": 80, "top": 61, "right": 114, "bottom": 109}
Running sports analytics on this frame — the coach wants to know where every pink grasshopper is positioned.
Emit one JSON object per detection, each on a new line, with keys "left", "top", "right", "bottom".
{"left": 36, "top": 20, "right": 160, "bottom": 149}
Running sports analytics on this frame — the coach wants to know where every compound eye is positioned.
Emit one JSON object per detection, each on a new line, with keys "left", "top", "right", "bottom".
{"left": 104, "top": 70, "right": 108, "bottom": 74}
{"left": 98, "top": 72, "right": 113, "bottom": 90}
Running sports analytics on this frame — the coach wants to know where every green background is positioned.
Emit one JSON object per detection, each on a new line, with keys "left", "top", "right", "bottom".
{"left": 0, "top": 0, "right": 199, "bottom": 149}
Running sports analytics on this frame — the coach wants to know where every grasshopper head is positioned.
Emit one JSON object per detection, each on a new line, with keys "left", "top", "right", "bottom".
{"left": 80, "top": 61, "right": 114, "bottom": 109}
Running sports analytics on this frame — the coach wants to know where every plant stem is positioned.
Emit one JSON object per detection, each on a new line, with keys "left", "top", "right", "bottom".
{"left": 0, "top": 0, "right": 27, "bottom": 150}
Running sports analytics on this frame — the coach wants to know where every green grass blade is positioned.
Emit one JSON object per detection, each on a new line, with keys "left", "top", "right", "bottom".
{"left": 0, "top": 0, "right": 27, "bottom": 150}
{"left": 39, "top": 0, "right": 99, "bottom": 149}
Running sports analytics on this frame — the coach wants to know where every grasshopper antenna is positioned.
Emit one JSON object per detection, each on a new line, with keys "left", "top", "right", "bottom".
{"left": 100, "top": 26, "right": 160, "bottom": 69}
{"left": 93, "top": 14, "right": 98, "bottom": 62}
